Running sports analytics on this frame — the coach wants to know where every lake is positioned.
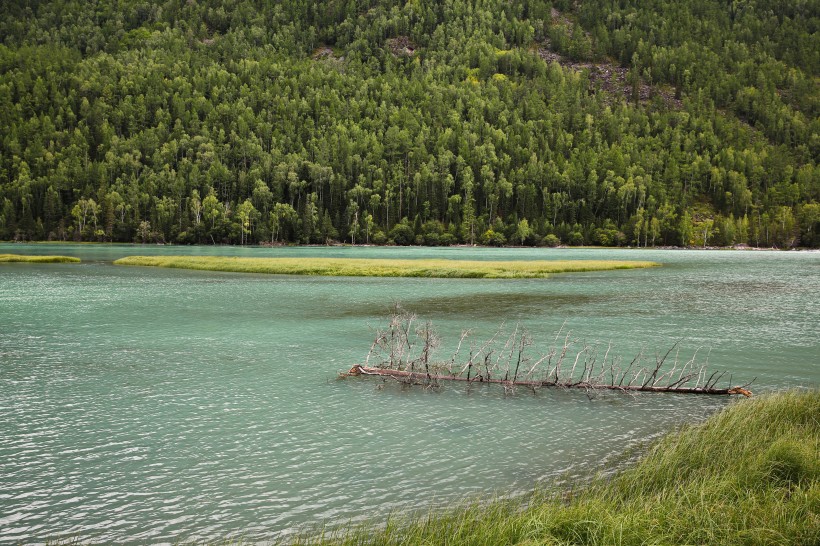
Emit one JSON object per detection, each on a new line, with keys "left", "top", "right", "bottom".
{"left": 1, "top": 244, "right": 818, "bottom": 543}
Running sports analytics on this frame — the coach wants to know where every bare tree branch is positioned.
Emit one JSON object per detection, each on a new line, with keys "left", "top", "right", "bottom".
{"left": 341, "top": 310, "right": 752, "bottom": 397}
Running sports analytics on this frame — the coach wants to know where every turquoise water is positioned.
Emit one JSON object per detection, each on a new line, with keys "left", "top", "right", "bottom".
{"left": 1, "top": 244, "right": 818, "bottom": 543}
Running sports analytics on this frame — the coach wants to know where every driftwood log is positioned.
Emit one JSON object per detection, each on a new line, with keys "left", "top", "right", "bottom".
{"left": 344, "top": 365, "right": 752, "bottom": 396}
{"left": 341, "top": 306, "right": 753, "bottom": 397}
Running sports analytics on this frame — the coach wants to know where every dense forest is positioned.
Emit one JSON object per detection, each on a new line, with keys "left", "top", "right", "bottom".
{"left": 0, "top": 0, "right": 817, "bottom": 247}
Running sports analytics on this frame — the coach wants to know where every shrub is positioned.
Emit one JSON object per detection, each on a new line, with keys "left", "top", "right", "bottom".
{"left": 389, "top": 223, "right": 415, "bottom": 245}
{"left": 568, "top": 231, "right": 585, "bottom": 246}
{"left": 481, "top": 229, "right": 507, "bottom": 246}
{"left": 543, "top": 233, "right": 560, "bottom": 247}
{"left": 438, "top": 233, "right": 456, "bottom": 246}
{"left": 371, "top": 230, "right": 387, "bottom": 245}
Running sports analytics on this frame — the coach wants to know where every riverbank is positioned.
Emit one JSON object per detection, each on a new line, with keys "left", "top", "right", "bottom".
{"left": 0, "top": 253, "right": 80, "bottom": 263}
{"left": 113, "top": 256, "right": 659, "bottom": 278}
{"left": 297, "top": 390, "right": 819, "bottom": 545}
{"left": 5, "top": 239, "right": 814, "bottom": 251}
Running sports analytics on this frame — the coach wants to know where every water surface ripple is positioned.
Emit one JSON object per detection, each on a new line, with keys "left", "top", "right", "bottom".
{"left": 0, "top": 245, "right": 817, "bottom": 543}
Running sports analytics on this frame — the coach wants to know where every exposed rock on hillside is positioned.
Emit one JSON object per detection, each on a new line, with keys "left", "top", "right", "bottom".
{"left": 386, "top": 36, "right": 417, "bottom": 57}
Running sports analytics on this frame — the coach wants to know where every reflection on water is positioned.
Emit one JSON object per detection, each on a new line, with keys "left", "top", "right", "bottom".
{"left": 337, "top": 290, "right": 605, "bottom": 320}
{"left": 0, "top": 244, "right": 817, "bottom": 543}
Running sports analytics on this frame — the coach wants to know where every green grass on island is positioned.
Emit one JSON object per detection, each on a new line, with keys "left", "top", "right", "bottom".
{"left": 295, "top": 390, "right": 819, "bottom": 546}
{"left": 113, "top": 256, "right": 659, "bottom": 278}
{"left": 0, "top": 253, "right": 80, "bottom": 263}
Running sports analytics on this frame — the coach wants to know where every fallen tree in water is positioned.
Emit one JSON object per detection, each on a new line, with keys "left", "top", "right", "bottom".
{"left": 342, "top": 307, "right": 752, "bottom": 397}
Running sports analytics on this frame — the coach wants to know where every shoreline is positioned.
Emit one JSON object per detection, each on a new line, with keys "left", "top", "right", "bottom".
{"left": 292, "top": 390, "right": 818, "bottom": 545}
{"left": 1, "top": 240, "right": 814, "bottom": 252}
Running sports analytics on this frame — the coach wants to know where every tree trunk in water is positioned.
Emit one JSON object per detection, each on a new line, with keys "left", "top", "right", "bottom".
{"left": 343, "top": 365, "right": 752, "bottom": 396}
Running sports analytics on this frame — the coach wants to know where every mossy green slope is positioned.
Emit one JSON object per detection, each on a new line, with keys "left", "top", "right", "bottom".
{"left": 113, "top": 255, "right": 659, "bottom": 278}
{"left": 0, "top": 254, "right": 80, "bottom": 263}
{"left": 296, "top": 390, "right": 819, "bottom": 546}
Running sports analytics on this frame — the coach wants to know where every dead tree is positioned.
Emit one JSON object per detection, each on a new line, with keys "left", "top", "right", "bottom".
{"left": 341, "top": 306, "right": 753, "bottom": 397}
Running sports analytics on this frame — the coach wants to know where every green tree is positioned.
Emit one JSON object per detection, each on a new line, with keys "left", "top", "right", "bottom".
{"left": 202, "top": 190, "right": 221, "bottom": 231}
{"left": 71, "top": 198, "right": 99, "bottom": 240}
{"left": 270, "top": 203, "right": 299, "bottom": 243}
{"left": 515, "top": 218, "right": 531, "bottom": 246}
{"left": 235, "top": 199, "right": 258, "bottom": 245}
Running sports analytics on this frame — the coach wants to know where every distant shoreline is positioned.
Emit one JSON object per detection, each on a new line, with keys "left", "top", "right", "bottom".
{"left": 2, "top": 240, "right": 814, "bottom": 252}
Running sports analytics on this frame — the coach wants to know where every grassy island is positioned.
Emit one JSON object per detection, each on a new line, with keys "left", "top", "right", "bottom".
{"left": 0, "top": 253, "right": 80, "bottom": 263}
{"left": 299, "top": 390, "right": 819, "bottom": 546}
{"left": 113, "top": 256, "right": 659, "bottom": 278}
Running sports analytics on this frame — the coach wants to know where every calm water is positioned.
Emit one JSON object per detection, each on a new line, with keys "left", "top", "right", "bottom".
{"left": 1, "top": 244, "right": 818, "bottom": 543}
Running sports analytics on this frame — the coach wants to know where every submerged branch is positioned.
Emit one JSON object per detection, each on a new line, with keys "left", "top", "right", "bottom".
{"left": 341, "top": 307, "right": 753, "bottom": 397}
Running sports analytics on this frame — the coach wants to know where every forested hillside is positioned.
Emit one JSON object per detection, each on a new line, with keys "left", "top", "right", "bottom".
{"left": 1, "top": 0, "right": 817, "bottom": 247}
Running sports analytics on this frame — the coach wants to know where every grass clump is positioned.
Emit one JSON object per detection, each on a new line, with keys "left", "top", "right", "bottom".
{"left": 293, "top": 390, "right": 820, "bottom": 545}
{"left": 0, "top": 253, "right": 80, "bottom": 263}
{"left": 113, "top": 256, "right": 659, "bottom": 278}
{"left": 763, "top": 439, "right": 819, "bottom": 487}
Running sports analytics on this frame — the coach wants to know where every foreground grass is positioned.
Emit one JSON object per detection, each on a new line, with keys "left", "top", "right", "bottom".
{"left": 113, "top": 256, "right": 659, "bottom": 278}
{"left": 295, "top": 390, "right": 819, "bottom": 546}
{"left": 0, "top": 253, "right": 80, "bottom": 263}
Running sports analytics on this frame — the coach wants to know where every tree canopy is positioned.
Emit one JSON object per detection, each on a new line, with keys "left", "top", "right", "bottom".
{"left": 1, "top": 0, "right": 817, "bottom": 247}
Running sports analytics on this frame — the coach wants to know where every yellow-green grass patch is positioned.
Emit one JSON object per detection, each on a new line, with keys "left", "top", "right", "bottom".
{"left": 0, "top": 253, "right": 80, "bottom": 263}
{"left": 113, "top": 255, "right": 659, "bottom": 278}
